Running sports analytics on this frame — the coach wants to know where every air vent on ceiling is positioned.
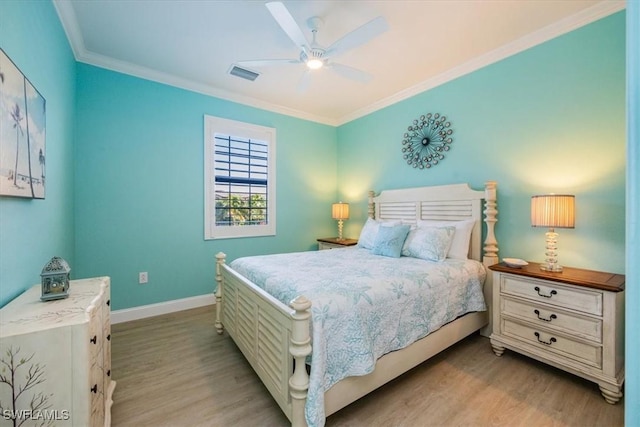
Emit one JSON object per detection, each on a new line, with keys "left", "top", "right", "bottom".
{"left": 229, "top": 65, "right": 260, "bottom": 81}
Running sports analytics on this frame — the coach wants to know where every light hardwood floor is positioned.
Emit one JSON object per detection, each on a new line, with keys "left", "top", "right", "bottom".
{"left": 111, "top": 305, "right": 624, "bottom": 427}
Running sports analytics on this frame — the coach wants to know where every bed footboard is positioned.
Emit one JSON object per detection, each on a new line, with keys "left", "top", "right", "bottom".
{"left": 213, "top": 181, "right": 499, "bottom": 426}
{"left": 215, "top": 253, "right": 311, "bottom": 427}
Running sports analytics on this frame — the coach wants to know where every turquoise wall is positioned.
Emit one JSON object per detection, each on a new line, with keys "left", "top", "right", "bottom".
{"left": 0, "top": 1, "right": 76, "bottom": 306}
{"left": 1, "top": 2, "right": 635, "bottom": 417}
{"left": 626, "top": 1, "right": 639, "bottom": 425}
{"left": 74, "top": 64, "right": 337, "bottom": 310}
{"left": 337, "top": 12, "right": 626, "bottom": 275}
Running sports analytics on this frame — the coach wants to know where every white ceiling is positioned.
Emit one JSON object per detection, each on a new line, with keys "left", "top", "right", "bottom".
{"left": 54, "top": 0, "right": 624, "bottom": 126}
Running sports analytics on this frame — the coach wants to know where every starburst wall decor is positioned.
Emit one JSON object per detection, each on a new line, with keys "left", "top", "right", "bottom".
{"left": 401, "top": 113, "right": 453, "bottom": 169}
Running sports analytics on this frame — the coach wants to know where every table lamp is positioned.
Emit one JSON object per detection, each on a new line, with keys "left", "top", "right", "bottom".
{"left": 531, "top": 194, "right": 575, "bottom": 272}
{"left": 332, "top": 202, "right": 349, "bottom": 241}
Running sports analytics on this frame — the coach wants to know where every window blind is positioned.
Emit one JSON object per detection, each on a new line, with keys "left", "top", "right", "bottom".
{"left": 213, "top": 134, "right": 269, "bottom": 226}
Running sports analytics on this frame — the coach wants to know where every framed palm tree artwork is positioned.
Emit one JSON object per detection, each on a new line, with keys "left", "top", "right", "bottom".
{"left": 0, "top": 48, "right": 46, "bottom": 199}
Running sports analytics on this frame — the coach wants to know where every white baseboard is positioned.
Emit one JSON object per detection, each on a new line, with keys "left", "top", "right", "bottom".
{"left": 111, "top": 294, "right": 215, "bottom": 324}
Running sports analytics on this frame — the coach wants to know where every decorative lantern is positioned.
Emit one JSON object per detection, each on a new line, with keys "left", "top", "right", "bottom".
{"left": 40, "top": 257, "right": 70, "bottom": 301}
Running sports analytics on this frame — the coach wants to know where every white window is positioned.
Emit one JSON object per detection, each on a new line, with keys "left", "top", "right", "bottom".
{"left": 204, "top": 115, "right": 276, "bottom": 239}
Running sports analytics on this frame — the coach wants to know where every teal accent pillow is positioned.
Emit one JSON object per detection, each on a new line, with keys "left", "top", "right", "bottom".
{"left": 371, "top": 224, "right": 411, "bottom": 258}
{"left": 402, "top": 226, "right": 456, "bottom": 262}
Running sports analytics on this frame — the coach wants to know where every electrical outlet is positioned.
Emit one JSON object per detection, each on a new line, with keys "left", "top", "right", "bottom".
{"left": 139, "top": 272, "right": 148, "bottom": 284}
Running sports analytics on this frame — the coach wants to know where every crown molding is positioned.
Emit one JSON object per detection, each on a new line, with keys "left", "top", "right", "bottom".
{"left": 79, "top": 50, "right": 339, "bottom": 126}
{"left": 54, "top": 0, "right": 624, "bottom": 128}
{"left": 53, "top": 0, "right": 85, "bottom": 57}
{"left": 336, "top": 0, "right": 626, "bottom": 125}
{"left": 52, "top": 0, "right": 338, "bottom": 126}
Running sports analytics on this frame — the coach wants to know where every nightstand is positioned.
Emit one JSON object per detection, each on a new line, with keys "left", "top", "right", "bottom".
{"left": 317, "top": 237, "right": 358, "bottom": 250}
{"left": 489, "top": 262, "right": 625, "bottom": 404}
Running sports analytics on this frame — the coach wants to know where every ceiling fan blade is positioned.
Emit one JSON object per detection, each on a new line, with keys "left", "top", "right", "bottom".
{"left": 266, "top": 2, "right": 310, "bottom": 52}
{"left": 325, "top": 16, "right": 388, "bottom": 58}
{"left": 327, "top": 63, "right": 372, "bottom": 83}
{"left": 236, "top": 59, "right": 301, "bottom": 67}
{"left": 297, "top": 70, "right": 312, "bottom": 93}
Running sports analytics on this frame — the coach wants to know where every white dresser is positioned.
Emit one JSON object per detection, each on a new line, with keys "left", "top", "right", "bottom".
{"left": 0, "top": 277, "right": 115, "bottom": 426}
{"left": 489, "top": 262, "right": 624, "bottom": 404}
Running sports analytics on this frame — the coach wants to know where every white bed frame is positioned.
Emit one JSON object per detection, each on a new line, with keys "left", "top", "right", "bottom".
{"left": 215, "top": 182, "right": 498, "bottom": 427}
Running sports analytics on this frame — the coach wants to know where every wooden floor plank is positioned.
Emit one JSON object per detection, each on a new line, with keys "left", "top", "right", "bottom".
{"left": 111, "top": 305, "right": 623, "bottom": 426}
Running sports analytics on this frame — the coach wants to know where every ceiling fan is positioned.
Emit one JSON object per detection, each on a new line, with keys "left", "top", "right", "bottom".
{"left": 237, "top": 1, "right": 388, "bottom": 92}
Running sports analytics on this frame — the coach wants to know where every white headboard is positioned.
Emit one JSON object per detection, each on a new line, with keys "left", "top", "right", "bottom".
{"left": 368, "top": 182, "right": 498, "bottom": 263}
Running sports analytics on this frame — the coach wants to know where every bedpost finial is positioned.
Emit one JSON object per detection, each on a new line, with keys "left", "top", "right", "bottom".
{"left": 484, "top": 181, "right": 497, "bottom": 201}
{"left": 290, "top": 295, "right": 311, "bottom": 312}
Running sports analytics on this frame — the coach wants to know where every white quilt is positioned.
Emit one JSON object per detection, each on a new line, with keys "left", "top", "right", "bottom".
{"left": 230, "top": 247, "right": 486, "bottom": 427}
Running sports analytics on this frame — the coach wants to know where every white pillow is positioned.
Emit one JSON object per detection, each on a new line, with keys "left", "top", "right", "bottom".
{"left": 418, "top": 219, "right": 476, "bottom": 259}
{"left": 358, "top": 218, "right": 401, "bottom": 249}
{"left": 402, "top": 226, "right": 456, "bottom": 262}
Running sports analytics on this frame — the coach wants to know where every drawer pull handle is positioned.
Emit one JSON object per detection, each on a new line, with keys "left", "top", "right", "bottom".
{"left": 106, "top": 299, "right": 111, "bottom": 306}
{"left": 107, "top": 334, "right": 111, "bottom": 341}
{"left": 534, "top": 286, "right": 557, "bottom": 298}
{"left": 534, "top": 309, "right": 557, "bottom": 322}
{"left": 90, "top": 335, "right": 97, "bottom": 344}
{"left": 107, "top": 369, "right": 111, "bottom": 377}
{"left": 534, "top": 332, "right": 557, "bottom": 345}
{"left": 91, "top": 384, "right": 98, "bottom": 393}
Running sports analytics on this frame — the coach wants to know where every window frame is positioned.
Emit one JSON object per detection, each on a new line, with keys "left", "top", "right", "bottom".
{"left": 204, "top": 115, "right": 276, "bottom": 240}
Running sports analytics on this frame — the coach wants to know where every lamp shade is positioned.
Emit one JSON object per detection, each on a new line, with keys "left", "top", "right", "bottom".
{"left": 332, "top": 202, "right": 349, "bottom": 220}
{"left": 531, "top": 194, "right": 575, "bottom": 228}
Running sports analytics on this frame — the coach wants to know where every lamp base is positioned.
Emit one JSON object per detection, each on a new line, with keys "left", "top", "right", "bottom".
{"left": 540, "top": 263, "right": 563, "bottom": 272}
{"left": 538, "top": 229, "right": 563, "bottom": 272}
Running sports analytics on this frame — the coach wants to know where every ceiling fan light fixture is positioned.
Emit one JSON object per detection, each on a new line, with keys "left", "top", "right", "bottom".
{"left": 255, "top": 2, "right": 387, "bottom": 88}
{"left": 306, "top": 58, "right": 323, "bottom": 70}
{"left": 302, "top": 46, "right": 325, "bottom": 70}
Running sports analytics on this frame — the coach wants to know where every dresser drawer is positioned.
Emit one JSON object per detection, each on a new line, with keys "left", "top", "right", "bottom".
{"left": 502, "top": 318, "right": 602, "bottom": 368}
{"left": 501, "top": 296, "right": 602, "bottom": 342}
{"left": 501, "top": 275, "right": 602, "bottom": 316}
